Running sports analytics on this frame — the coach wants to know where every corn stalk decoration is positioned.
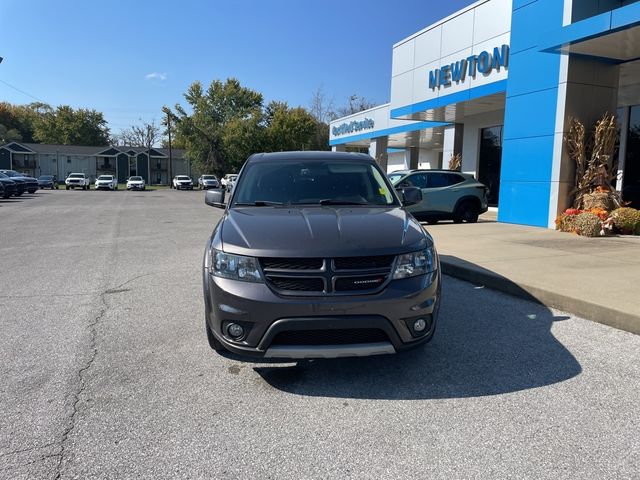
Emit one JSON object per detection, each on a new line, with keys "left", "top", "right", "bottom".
{"left": 448, "top": 153, "right": 462, "bottom": 171}
{"left": 566, "top": 113, "right": 621, "bottom": 209}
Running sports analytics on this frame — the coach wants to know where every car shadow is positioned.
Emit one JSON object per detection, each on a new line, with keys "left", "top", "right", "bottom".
{"left": 253, "top": 265, "right": 581, "bottom": 400}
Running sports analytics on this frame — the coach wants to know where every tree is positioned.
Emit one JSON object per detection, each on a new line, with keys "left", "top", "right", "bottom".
{"left": 0, "top": 124, "right": 22, "bottom": 144}
{"left": 33, "top": 105, "right": 110, "bottom": 146}
{"left": 308, "top": 86, "right": 335, "bottom": 151}
{"left": 264, "top": 102, "right": 317, "bottom": 152}
{"left": 169, "top": 78, "right": 263, "bottom": 175}
{"left": 336, "top": 94, "right": 376, "bottom": 117}
{"left": 0, "top": 102, "right": 41, "bottom": 143}
{"left": 116, "top": 120, "right": 161, "bottom": 147}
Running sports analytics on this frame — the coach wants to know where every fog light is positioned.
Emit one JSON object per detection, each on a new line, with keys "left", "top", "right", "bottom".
{"left": 227, "top": 323, "right": 244, "bottom": 339}
{"left": 413, "top": 318, "right": 427, "bottom": 332}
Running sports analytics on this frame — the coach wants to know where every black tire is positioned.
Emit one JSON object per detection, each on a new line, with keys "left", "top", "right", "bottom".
{"left": 453, "top": 201, "right": 479, "bottom": 224}
{"left": 205, "top": 319, "right": 226, "bottom": 352}
{"left": 3, "top": 193, "right": 10, "bottom": 199}
{"left": 66, "top": 185, "right": 69, "bottom": 190}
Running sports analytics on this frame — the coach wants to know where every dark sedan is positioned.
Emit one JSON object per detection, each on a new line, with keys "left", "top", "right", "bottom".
{"left": 0, "top": 170, "right": 38, "bottom": 194}
{"left": 38, "top": 175, "right": 59, "bottom": 189}
{"left": 0, "top": 172, "right": 23, "bottom": 196}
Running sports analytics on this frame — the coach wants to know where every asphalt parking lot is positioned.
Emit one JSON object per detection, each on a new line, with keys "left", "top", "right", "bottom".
{"left": 1, "top": 190, "right": 639, "bottom": 479}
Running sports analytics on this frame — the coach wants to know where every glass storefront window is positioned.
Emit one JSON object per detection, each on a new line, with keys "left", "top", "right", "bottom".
{"left": 479, "top": 125, "right": 503, "bottom": 207}
{"left": 623, "top": 105, "right": 640, "bottom": 208}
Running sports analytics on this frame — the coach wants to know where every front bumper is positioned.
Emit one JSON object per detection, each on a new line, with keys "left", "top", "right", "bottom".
{"left": 127, "top": 183, "right": 145, "bottom": 190}
{"left": 176, "top": 183, "right": 193, "bottom": 190}
{"left": 203, "top": 267, "right": 441, "bottom": 359}
{"left": 95, "top": 183, "right": 115, "bottom": 190}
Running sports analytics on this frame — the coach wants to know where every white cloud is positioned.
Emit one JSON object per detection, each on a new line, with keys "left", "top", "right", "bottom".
{"left": 145, "top": 72, "right": 167, "bottom": 81}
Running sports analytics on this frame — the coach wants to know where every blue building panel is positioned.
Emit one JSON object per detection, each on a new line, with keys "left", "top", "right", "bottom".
{"left": 505, "top": 48, "right": 566, "bottom": 98}
{"left": 503, "top": 88, "right": 559, "bottom": 140}
{"left": 498, "top": 0, "right": 565, "bottom": 227}
{"left": 497, "top": 181, "right": 551, "bottom": 227}
{"left": 500, "top": 136, "right": 555, "bottom": 183}
{"left": 509, "top": 0, "right": 564, "bottom": 54}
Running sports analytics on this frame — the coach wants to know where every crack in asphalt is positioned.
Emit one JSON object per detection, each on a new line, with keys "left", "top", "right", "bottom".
{"left": 53, "top": 291, "right": 109, "bottom": 480}
{"left": 0, "top": 442, "right": 57, "bottom": 459}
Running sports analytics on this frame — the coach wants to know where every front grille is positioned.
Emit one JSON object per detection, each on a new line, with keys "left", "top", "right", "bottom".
{"left": 261, "top": 258, "right": 323, "bottom": 270}
{"left": 270, "top": 328, "right": 389, "bottom": 345}
{"left": 335, "top": 275, "right": 388, "bottom": 291}
{"left": 262, "top": 255, "right": 395, "bottom": 296}
{"left": 334, "top": 255, "right": 394, "bottom": 270}
{"left": 267, "top": 276, "right": 324, "bottom": 292}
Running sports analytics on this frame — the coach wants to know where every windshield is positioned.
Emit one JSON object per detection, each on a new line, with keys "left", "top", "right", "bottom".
{"left": 232, "top": 161, "right": 397, "bottom": 207}
{"left": 98, "top": 176, "right": 112, "bottom": 180}
{"left": 39, "top": 175, "right": 53, "bottom": 180}
{"left": 202, "top": 175, "right": 216, "bottom": 180}
{"left": 129, "top": 176, "right": 142, "bottom": 181}
{"left": 68, "top": 174, "right": 84, "bottom": 178}
{"left": 177, "top": 176, "right": 190, "bottom": 180}
{"left": 2, "top": 170, "right": 20, "bottom": 177}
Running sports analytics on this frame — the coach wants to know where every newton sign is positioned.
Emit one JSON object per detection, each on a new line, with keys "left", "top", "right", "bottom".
{"left": 429, "top": 44, "right": 509, "bottom": 90}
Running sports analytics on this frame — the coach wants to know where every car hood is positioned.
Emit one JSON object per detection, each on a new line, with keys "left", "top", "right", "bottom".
{"left": 219, "top": 206, "right": 430, "bottom": 257}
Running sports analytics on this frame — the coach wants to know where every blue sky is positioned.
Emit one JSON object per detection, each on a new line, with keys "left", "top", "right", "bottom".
{"left": 1, "top": 0, "right": 472, "bottom": 135}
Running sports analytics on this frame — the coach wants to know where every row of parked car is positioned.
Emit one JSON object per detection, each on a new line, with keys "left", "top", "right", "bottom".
{"left": 0, "top": 169, "right": 40, "bottom": 198}
{"left": 172, "top": 174, "right": 238, "bottom": 191}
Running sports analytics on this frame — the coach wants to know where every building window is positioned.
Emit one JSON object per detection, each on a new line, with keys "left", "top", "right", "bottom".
{"left": 479, "top": 125, "right": 503, "bottom": 207}
{"left": 623, "top": 105, "right": 640, "bottom": 209}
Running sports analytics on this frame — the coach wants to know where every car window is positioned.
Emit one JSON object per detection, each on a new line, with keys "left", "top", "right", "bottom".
{"left": 388, "top": 173, "right": 405, "bottom": 184}
{"left": 449, "top": 174, "right": 466, "bottom": 185}
{"left": 427, "top": 172, "right": 454, "bottom": 188}
{"left": 400, "top": 173, "right": 428, "bottom": 189}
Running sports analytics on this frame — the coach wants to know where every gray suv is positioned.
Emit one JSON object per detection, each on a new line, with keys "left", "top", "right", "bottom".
{"left": 389, "top": 170, "right": 488, "bottom": 224}
{"left": 202, "top": 151, "right": 441, "bottom": 360}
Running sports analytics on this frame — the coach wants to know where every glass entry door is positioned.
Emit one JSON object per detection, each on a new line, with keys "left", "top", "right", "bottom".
{"left": 623, "top": 106, "right": 640, "bottom": 208}
{"left": 479, "top": 125, "right": 503, "bottom": 207}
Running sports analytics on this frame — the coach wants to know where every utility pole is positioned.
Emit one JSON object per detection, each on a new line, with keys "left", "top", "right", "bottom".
{"left": 166, "top": 111, "right": 173, "bottom": 186}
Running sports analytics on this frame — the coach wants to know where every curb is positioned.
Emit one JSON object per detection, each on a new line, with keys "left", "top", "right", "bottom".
{"left": 440, "top": 259, "right": 640, "bottom": 336}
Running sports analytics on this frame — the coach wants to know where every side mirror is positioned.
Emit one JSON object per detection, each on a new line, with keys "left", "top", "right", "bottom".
{"left": 396, "top": 186, "right": 422, "bottom": 206}
{"left": 205, "top": 188, "right": 226, "bottom": 208}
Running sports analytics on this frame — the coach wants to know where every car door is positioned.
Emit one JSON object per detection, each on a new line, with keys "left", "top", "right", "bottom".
{"left": 423, "top": 172, "right": 457, "bottom": 213}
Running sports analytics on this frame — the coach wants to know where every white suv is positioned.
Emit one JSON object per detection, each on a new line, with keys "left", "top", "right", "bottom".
{"left": 65, "top": 173, "right": 91, "bottom": 190}
{"left": 172, "top": 175, "right": 193, "bottom": 190}
{"left": 95, "top": 175, "right": 118, "bottom": 190}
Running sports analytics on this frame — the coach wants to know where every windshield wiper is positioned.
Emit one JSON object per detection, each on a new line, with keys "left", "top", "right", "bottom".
{"left": 318, "top": 199, "right": 369, "bottom": 206}
{"left": 235, "top": 200, "right": 285, "bottom": 206}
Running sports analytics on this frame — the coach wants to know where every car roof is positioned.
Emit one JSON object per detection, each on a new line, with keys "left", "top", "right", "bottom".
{"left": 246, "top": 151, "right": 375, "bottom": 164}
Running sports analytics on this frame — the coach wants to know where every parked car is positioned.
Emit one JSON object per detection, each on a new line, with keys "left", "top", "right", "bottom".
{"left": 198, "top": 174, "right": 219, "bottom": 190}
{"left": 220, "top": 174, "right": 238, "bottom": 191}
{"left": 0, "top": 169, "right": 38, "bottom": 194}
{"left": 172, "top": 175, "right": 193, "bottom": 190}
{"left": 126, "top": 176, "right": 145, "bottom": 191}
{"left": 65, "top": 173, "right": 91, "bottom": 190}
{"left": 390, "top": 169, "right": 489, "bottom": 224}
{"left": 0, "top": 171, "right": 26, "bottom": 196}
{"left": 38, "top": 174, "right": 59, "bottom": 189}
{"left": 202, "top": 151, "right": 440, "bottom": 359}
{"left": 95, "top": 175, "right": 118, "bottom": 190}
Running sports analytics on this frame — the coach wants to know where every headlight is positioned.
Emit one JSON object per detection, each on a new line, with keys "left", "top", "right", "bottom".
{"left": 211, "top": 250, "right": 263, "bottom": 283}
{"left": 392, "top": 246, "right": 437, "bottom": 279}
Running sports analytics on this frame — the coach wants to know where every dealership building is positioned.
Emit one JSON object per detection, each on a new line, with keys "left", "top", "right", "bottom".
{"left": 329, "top": 0, "right": 640, "bottom": 228}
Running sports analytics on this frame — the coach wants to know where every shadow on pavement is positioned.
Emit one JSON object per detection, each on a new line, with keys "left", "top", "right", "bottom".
{"left": 254, "top": 266, "right": 581, "bottom": 400}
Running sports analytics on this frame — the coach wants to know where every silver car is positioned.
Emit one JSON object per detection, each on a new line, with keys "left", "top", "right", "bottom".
{"left": 390, "top": 170, "right": 488, "bottom": 224}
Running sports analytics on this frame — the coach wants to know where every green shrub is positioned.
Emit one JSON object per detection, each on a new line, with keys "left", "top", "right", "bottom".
{"left": 610, "top": 207, "right": 640, "bottom": 235}
{"left": 573, "top": 212, "right": 602, "bottom": 237}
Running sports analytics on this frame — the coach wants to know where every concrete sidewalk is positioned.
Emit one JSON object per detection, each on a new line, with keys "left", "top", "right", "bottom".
{"left": 426, "top": 212, "right": 640, "bottom": 335}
